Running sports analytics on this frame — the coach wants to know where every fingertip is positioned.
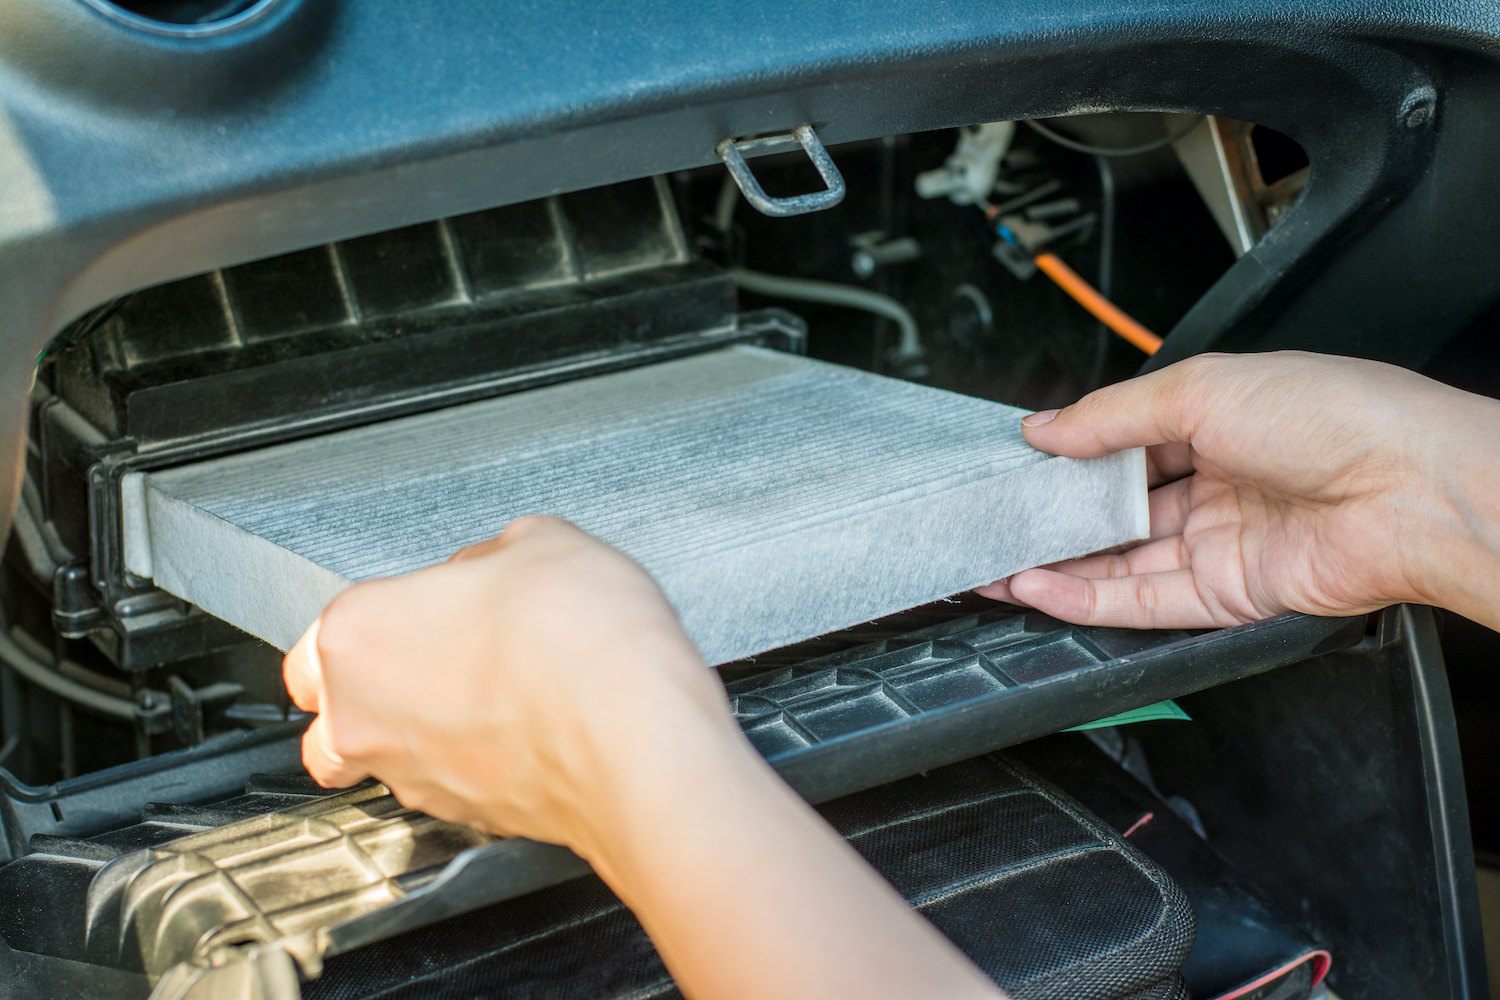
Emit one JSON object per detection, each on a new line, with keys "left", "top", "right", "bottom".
{"left": 448, "top": 533, "right": 507, "bottom": 563}
{"left": 974, "top": 578, "right": 1025, "bottom": 606}
{"left": 1020, "top": 399, "right": 1110, "bottom": 458}
{"left": 1020, "top": 408, "right": 1058, "bottom": 428}
{"left": 1014, "top": 567, "right": 1223, "bottom": 630}
{"left": 283, "top": 619, "right": 323, "bottom": 714}
{"left": 1007, "top": 568, "right": 1092, "bottom": 622}
{"left": 1023, "top": 364, "right": 1205, "bottom": 459}
{"left": 450, "top": 515, "right": 568, "bottom": 564}
{"left": 1019, "top": 407, "right": 1070, "bottom": 455}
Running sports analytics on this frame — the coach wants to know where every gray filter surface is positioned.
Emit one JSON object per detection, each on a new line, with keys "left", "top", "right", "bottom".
{"left": 122, "top": 347, "right": 1148, "bottom": 664}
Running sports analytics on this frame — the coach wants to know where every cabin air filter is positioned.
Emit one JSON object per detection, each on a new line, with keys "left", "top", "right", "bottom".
{"left": 119, "top": 346, "right": 1148, "bottom": 665}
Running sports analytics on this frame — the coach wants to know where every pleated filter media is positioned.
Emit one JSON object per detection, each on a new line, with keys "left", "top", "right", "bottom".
{"left": 121, "top": 347, "right": 1148, "bottom": 665}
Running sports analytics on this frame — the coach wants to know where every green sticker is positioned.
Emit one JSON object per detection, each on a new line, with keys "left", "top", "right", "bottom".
{"left": 1065, "top": 699, "right": 1191, "bottom": 732}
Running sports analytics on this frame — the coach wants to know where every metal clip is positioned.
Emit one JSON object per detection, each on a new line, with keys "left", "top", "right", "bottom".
{"left": 717, "top": 125, "right": 846, "bottom": 218}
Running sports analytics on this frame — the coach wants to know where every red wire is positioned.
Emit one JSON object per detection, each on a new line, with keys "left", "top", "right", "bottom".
{"left": 1210, "top": 950, "right": 1333, "bottom": 1000}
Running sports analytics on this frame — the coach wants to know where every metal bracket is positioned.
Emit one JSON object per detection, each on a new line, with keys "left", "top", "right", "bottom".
{"left": 717, "top": 125, "right": 846, "bottom": 218}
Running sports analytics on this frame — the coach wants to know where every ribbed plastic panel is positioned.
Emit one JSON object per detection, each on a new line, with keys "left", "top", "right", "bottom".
{"left": 299, "top": 755, "right": 1194, "bottom": 1000}
{"left": 123, "top": 347, "right": 1147, "bottom": 661}
{"left": 0, "top": 604, "right": 1363, "bottom": 996}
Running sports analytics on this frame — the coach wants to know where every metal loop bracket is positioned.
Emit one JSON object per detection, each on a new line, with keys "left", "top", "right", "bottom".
{"left": 717, "top": 125, "right": 846, "bottom": 218}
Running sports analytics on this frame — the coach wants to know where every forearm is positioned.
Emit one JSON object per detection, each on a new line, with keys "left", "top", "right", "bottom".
{"left": 569, "top": 689, "right": 1002, "bottom": 1000}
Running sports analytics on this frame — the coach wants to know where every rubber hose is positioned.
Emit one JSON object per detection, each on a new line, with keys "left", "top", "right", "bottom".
{"left": 730, "top": 269, "right": 923, "bottom": 362}
{"left": 0, "top": 628, "right": 137, "bottom": 721}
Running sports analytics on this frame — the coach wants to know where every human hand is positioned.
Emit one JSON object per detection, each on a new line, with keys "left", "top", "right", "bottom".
{"left": 284, "top": 516, "right": 1003, "bottom": 999}
{"left": 281, "top": 514, "right": 732, "bottom": 854}
{"left": 977, "top": 352, "right": 1500, "bottom": 630}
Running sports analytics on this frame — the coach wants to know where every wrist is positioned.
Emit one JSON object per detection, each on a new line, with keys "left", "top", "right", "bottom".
{"left": 1425, "top": 488, "right": 1500, "bottom": 631}
{"left": 573, "top": 709, "right": 771, "bottom": 893}
{"left": 547, "top": 643, "right": 759, "bottom": 871}
{"left": 1407, "top": 392, "right": 1500, "bottom": 629}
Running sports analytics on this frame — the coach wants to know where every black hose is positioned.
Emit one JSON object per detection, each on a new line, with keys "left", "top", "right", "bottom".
{"left": 1089, "top": 154, "right": 1116, "bottom": 391}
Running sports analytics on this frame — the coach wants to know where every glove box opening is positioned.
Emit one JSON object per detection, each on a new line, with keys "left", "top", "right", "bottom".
{"left": 0, "top": 119, "right": 1487, "bottom": 1000}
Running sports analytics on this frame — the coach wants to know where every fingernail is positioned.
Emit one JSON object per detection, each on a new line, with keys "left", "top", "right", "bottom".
{"left": 1021, "top": 409, "right": 1059, "bottom": 427}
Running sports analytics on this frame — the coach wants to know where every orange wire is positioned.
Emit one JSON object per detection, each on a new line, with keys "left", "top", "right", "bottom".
{"left": 1032, "top": 252, "right": 1163, "bottom": 355}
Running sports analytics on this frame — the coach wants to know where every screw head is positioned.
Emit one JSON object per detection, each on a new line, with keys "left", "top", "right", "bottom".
{"left": 1399, "top": 85, "right": 1438, "bottom": 130}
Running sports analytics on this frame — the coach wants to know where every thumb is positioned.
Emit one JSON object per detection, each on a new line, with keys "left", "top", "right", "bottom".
{"left": 1021, "top": 358, "right": 1212, "bottom": 458}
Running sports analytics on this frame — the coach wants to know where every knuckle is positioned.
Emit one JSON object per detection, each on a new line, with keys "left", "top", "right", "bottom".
{"left": 388, "top": 784, "right": 455, "bottom": 821}
{"left": 1154, "top": 360, "right": 1197, "bottom": 407}
{"left": 388, "top": 784, "right": 429, "bottom": 812}
{"left": 1081, "top": 580, "right": 1099, "bottom": 621}
{"left": 1176, "top": 483, "right": 1192, "bottom": 517}
{"left": 324, "top": 718, "right": 382, "bottom": 766}
{"left": 1136, "top": 576, "right": 1161, "bottom": 624}
{"left": 309, "top": 763, "right": 351, "bottom": 789}
{"left": 306, "top": 763, "right": 338, "bottom": 788}
{"left": 316, "top": 586, "right": 379, "bottom": 661}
